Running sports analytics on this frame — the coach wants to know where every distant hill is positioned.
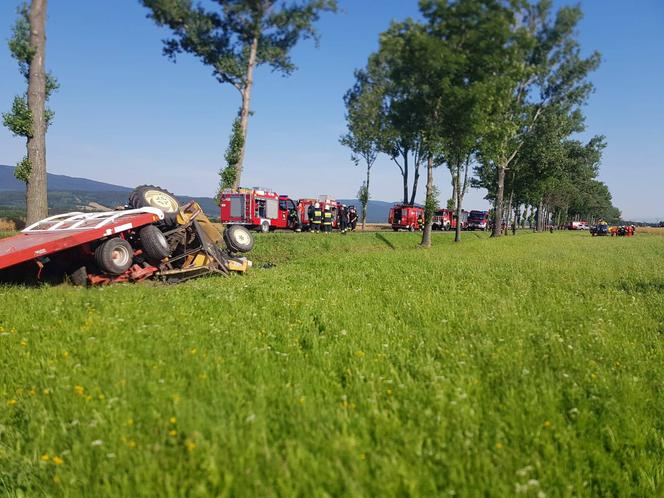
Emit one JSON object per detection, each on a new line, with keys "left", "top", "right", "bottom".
{"left": 0, "top": 165, "right": 397, "bottom": 222}
{"left": 0, "top": 165, "right": 130, "bottom": 192}
{"left": 338, "top": 199, "right": 394, "bottom": 224}
{"left": 0, "top": 165, "right": 220, "bottom": 217}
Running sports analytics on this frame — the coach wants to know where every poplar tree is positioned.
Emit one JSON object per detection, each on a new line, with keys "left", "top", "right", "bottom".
{"left": 141, "top": 0, "right": 337, "bottom": 189}
{"left": 2, "top": 1, "right": 57, "bottom": 224}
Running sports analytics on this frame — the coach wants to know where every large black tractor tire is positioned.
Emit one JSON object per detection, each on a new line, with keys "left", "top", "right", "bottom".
{"left": 139, "top": 225, "right": 171, "bottom": 261}
{"left": 224, "top": 225, "right": 254, "bottom": 253}
{"left": 128, "top": 185, "right": 180, "bottom": 227}
{"left": 68, "top": 266, "right": 89, "bottom": 286}
{"left": 95, "top": 238, "right": 134, "bottom": 275}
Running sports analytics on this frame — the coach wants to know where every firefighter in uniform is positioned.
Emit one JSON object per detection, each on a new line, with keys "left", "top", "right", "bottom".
{"left": 307, "top": 204, "right": 315, "bottom": 231}
{"left": 417, "top": 213, "right": 424, "bottom": 231}
{"left": 323, "top": 206, "right": 333, "bottom": 233}
{"left": 338, "top": 205, "right": 348, "bottom": 234}
{"left": 288, "top": 208, "right": 301, "bottom": 232}
{"left": 312, "top": 203, "right": 322, "bottom": 233}
{"left": 348, "top": 206, "right": 358, "bottom": 231}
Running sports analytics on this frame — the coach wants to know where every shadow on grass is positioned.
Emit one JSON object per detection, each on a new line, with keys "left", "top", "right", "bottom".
{"left": 617, "top": 279, "right": 664, "bottom": 294}
{"left": 374, "top": 233, "right": 396, "bottom": 250}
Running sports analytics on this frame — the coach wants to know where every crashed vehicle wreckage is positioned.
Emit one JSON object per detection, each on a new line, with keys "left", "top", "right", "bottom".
{"left": 0, "top": 186, "right": 254, "bottom": 285}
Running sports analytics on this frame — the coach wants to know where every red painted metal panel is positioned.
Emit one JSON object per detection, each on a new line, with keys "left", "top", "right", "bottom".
{"left": 0, "top": 212, "right": 159, "bottom": 270}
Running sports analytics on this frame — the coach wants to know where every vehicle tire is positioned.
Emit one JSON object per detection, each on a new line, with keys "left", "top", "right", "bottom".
{"left": 129, "top": 186, "right": 180, "bottom": 228}
{"left": 68, "top": 266, "right": 88, "bottom": 286}
{"left": 409, "top": 225, "right": 415, "bottom": 232}
{"left": 128, "top": 185, "right": 180, "bottom": 214}
{"left": 260, "top": 221, "right": 270, "bottom": 233}
{"left": 95, "top": 238, "right": 134, "bottom": 275}
{"left": 224, "top": 225, "right": 254, "bottom": 253}
{"left": 139, "top": 225, "right": 171, "bottom": 261}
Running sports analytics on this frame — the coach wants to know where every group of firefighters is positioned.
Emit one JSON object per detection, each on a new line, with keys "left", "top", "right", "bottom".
{"left": 305, "top": 203, "right": 358, "bottom": 233}
{"left": 592, "top": 219, "right": 636, "bottom": 237}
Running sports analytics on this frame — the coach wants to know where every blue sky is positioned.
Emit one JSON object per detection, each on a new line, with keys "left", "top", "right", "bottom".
{"left": 0, "top": 0, "right": 662, "bottom": 220}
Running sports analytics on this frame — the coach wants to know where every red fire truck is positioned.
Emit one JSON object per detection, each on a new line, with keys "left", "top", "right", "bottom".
{"left": 451, "top": 210, "right": 469, "bottom": 230}
{"left": 389, "top": 204, "right": 425, "bottom": 231}
{"left": 219, "top": 188, "right": 300, "bottom": 232}
{"left": 467, "top": 210, "right": 489, "bottom": 230}
{"left": 298, "top": 195, "right": 340, "bottom": 230}
{"left": 432, "top": 209, "right": 453, "bottom": 230}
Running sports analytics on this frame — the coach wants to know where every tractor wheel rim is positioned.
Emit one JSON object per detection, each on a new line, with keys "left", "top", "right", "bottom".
{"left": 157, "top": 232, "right": 168, "bottom": 249}
{"left": 144, "top": 190, "right": 179, "bottom": 212}
{"left": 112, "top": 247, "right": 130, "bottom": 266}
{"left": 235, "top": 232, "right": 250, "bottom": 245}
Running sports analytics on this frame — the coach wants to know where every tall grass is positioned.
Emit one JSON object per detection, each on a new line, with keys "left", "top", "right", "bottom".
{"left": 1, "top": 231, "right": 663, "bottom": 497}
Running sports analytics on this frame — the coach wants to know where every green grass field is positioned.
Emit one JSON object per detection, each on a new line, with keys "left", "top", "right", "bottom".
{"left": 1, "top": 231, "right": 663, "bottom": 497}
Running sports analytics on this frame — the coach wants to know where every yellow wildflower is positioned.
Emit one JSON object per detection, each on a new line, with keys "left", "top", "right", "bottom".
{"left": 42, "top": 388, "right": 50, "bottom": 395}
{"left": 169, "top": 417, "right": 177, "bottom": 424}
{"left": 126, "top": 418, "right": 134, "bottom": 427}
{"left": 190, "top": 347, "right": 197, "bottom": 355}
{"left": 52, "top": 456, "right": 63, "bottom": 465}
{"left": 354, "top": 350, "right": 365, "bottom": 359}
{"left": 20, "top": 339, "right": 28, "bottom": 347}
{"left": 543, "top": 420, "right": 552, "bottom": 429}
{"left": 40, "top": 454, "right": 50, "bottom": 462}
{"left": 185, "top": 439, "right": 197, "bottom": 453}
{"left": 63, "top": 351, "right": 69, "bottom": 359}
{"left": 7, "top": 399, "right": 17, "bottom": 407}
{"left": 74, "top": 385, "right": 84, "bottom": 396}
{"left": 495, "top": 442, "right": 504, "bottom": 450}
{"left": 168, "top": 430, "right": 177, "bottom": 437}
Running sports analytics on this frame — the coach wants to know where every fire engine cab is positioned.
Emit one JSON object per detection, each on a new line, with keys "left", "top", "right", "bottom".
{"left": 219, "top": 188, "right": 300, "bottom": 232}
{"left": 432, "top": 209, "right": 453, "bottom": 230}
{"left": 389, "top": 204, "right": 425, "bottom": 231}
{"left": 467, "top": 210, "right": 489, "bottom": 230}
{"left": 451, "top": 210, "right": 469, "bottom": 230}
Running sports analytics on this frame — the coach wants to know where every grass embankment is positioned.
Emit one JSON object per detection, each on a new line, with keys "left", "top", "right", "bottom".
{"left": 1, "top": 231, "right": 663, "bottom": 497}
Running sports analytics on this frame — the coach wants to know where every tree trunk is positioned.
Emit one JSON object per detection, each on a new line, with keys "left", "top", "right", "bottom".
{"left": 506, "top": 190, "right": 514, "bottom": 236}
{"left": 491, "top": 164, "right": 506, "bottom": 237}
{"left": 232, "top": 34, "right": 259, "bottom": 189}
{"left": 536, "top": 198, "right": 544, "bottom": 231}
{"left": 454, "top": 164, "right": 462, "bottom": 243}
{"left": 451, "top": 172, "right": 457, "bottom": 211}
{"left": 420, "top": 156, "right": 434, "bottom": 248}
{"left": 401, "top": 151, "right": 409, "bottom": 204}
{"left": 362, "top": 165, "right": 371, "bottom": 231}
{"left": 25, "top": 0, "right": 48, "bottom": 225}
{"left": 409, "top": 161, "right": 420, "bottom": 206}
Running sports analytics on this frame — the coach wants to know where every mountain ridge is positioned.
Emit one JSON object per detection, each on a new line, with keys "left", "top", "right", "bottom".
{"left": 0, "top": 165, "right": 395, "bottom": 222}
